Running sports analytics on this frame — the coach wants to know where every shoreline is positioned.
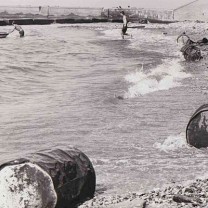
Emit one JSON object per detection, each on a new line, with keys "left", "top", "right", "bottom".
{"left": 79, "top": 176, "right": 208, "bottom": 208}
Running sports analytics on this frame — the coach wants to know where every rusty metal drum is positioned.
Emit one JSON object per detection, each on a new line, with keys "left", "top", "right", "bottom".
{"left": 186, "top": 104, "right": 208, "bottom": 148}
{"left": 0, "top": 147, "right": 96, "bottom": 208}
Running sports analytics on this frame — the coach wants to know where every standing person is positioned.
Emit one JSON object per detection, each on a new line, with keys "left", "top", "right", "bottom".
{"left": 11, "top": 21, "right": 25, "bottom": 37}
{"left": 120, "top": 11, "right": 128, "bottom": 39}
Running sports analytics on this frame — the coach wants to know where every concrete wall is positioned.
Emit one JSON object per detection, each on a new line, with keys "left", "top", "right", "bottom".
{"left": 174, "top": 0, "right": 208, "bottom": 22}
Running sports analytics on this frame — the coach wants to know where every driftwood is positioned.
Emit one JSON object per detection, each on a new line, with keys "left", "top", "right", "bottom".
{"left": 173, "top": 194, "right": 193, "bottom": 203}
{"left": 173, "top": 194, "right": 202, "bottom": 205}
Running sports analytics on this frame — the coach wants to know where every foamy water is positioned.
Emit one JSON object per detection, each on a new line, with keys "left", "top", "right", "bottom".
{"left": 124, "top": 59, "right": 191, "bottom": 97}
{"left": 1, "top": 22, "right": 208, "bottom": 199}
{"left": 153, "top": 132, "right": 189, "bottom": 152}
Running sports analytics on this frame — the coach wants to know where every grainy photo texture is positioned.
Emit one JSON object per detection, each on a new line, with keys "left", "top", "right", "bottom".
{"left": 0, "top": 0, "right": 208, "bottom": 207}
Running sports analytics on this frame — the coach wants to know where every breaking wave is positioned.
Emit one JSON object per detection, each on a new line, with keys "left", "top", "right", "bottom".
{"left": 153, "top": 133, "right": 189, "bottom": 152}
{"left": 124, "top": 59, "right": 191, "bottom": 98}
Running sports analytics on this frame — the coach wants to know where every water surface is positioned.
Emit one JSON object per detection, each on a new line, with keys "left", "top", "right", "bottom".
{"left": 0, "top": 23, "right": 208, "bottom": 196}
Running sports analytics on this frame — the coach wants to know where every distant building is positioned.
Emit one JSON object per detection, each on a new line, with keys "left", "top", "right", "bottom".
{"left": 174, "top": 0, "right": 208, "bottom": 21}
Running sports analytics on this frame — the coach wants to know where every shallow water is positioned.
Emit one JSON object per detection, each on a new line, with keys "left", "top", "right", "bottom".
{"left": 1, "top": 23, "right": 208, "bottom": 196}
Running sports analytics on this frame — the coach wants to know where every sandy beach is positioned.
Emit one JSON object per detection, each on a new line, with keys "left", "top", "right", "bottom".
{"left": 80, "top": 176, "right": 208, "bottom": 207}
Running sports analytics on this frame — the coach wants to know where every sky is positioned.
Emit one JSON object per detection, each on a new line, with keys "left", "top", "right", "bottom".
{"left": 0, "top": 0, "right": 195, "bottom": 9}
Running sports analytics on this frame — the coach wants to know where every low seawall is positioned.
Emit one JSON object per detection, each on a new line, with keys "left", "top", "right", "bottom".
{"left": 0, "top": 17, "right": 108, "bottom": 26}
{"left": 0, "top": 17, "right": 175, "bottom": 26}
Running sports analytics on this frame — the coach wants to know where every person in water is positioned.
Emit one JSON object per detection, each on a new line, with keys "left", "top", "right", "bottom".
{"left": 120, "top": 11, "right": 128, "bottom": 39}
{"left": 11, "top": 22, "right": 24, "bottom": 37}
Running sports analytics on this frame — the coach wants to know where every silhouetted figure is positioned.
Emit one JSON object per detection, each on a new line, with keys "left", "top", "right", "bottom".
{"left": 11, "top": 21, "right": 24, "bottom": 37}
{"left": 120, "top": 11, "right": 129, "bottom": 39}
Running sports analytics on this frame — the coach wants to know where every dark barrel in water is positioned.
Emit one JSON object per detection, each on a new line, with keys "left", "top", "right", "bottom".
{"left": 0, "top": 147, "right": 96, "bottom": 208}
{"left": 186, "top": 104, "right": 208, "bottom": 148}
